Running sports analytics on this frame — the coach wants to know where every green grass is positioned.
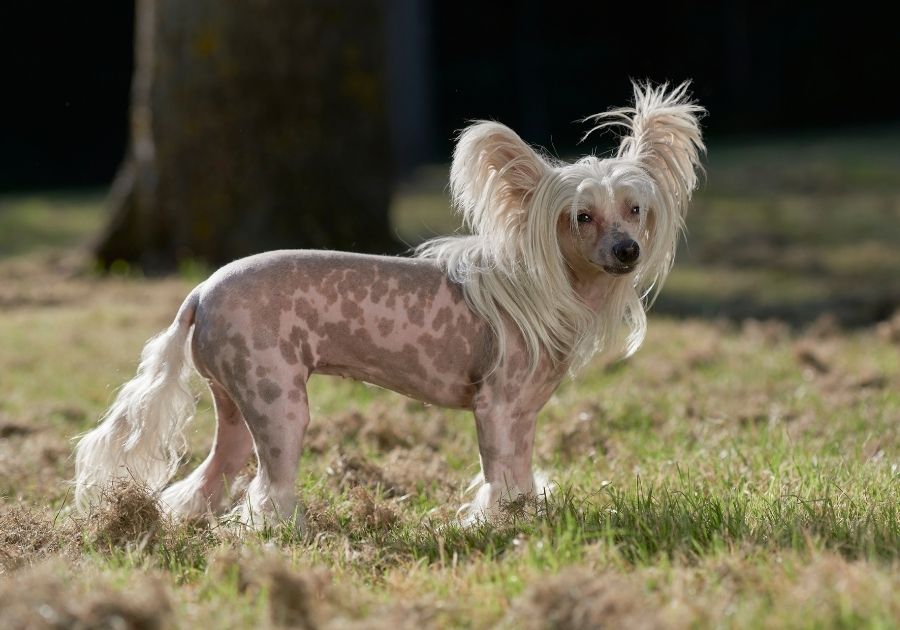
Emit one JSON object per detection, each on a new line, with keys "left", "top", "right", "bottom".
{"left": 1, "top": 130, "right": 899, "bottom": 628}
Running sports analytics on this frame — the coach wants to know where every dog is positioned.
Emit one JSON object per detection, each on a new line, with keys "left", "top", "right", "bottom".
{"left": 74, "top": 82, "right": 704, "bottom": 528}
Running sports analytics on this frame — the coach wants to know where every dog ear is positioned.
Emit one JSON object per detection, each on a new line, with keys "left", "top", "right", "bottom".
{"left": 586, "top": 82, "right": 705, "bottom": 221}
{"left": 622, "top": 82, "right": 705, "bottom": 219}
{"left": 584, "top": 83, "right": 705, "bottom": 301}
{"left": 450, "top": 121, "right": 551, "bottom": 238}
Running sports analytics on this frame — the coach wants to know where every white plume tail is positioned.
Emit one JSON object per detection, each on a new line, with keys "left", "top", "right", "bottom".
{"left": 73, "top": 288, "right": 201, "bottom": 510}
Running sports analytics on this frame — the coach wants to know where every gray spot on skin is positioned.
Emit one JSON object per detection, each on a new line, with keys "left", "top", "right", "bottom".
{"left": 341, "top": 299, "right": 363, "bottom": 322}
{"left": 241, "top": 403, "right": 268, "bottom": 428}
{"left": 407, "top": 301, "right": 425, "bottom": 327}
{"left": 279, "top": 339, "right": 299, "bottom": 365}
{"left": 227, "top": 334, "right": 251, "bottom": 390}
{"left": 258, "top": 378, "right": 283, "bottom": 404}
{"left": 252, "top": 328, "right": 278, "bottom": 351}
{"left": 511, "top": 412, "right": 533, "bottom": 455}
{"left": 432, "top": 306, "right": 452, "bottom": 332}
{"left": 371, "top": 277, "right": 390, "bottom": 303}
{"left": 294, "top": 298, "right": 319, "bottom": 329}
{"left": 377, "top": 318, "right": 394, "bottom": 336}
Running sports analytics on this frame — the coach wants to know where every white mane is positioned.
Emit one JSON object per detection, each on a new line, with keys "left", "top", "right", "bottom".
{"left": 416, "top": 82, "right": 705, "bottom": 375}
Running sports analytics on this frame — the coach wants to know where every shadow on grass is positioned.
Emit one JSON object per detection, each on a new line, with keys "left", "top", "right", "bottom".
{"left": 654, "top": 290, "right": 898, "bottom": 328}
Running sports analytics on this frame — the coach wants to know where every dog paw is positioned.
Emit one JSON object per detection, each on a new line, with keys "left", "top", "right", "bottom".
{"left": 456, "top": 472, "right": 554, "bottom": 526}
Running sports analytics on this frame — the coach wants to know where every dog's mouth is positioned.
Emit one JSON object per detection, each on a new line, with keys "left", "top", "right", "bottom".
{"left": 602, "top": 263, "right": 636, "bottom": 276}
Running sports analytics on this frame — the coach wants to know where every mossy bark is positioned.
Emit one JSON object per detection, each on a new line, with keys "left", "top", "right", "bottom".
{"left": 96, "top": 0, "right": 395, "bottom": 271}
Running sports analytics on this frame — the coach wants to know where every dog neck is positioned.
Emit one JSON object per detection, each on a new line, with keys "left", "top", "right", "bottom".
{"left": 568, "top": 267, "right": 627, "bottom": 312}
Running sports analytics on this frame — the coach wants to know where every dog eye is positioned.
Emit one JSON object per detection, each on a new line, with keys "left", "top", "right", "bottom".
{"left": 631, "top": 205, "right": 641, "bottom": 215}
{"left": 577, "top": 213, "right": 592, "bottom": 223}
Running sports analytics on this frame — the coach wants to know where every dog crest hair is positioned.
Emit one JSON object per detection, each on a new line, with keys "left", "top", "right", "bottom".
{"left": 417, "top": 81, "right": 705, "bottom": 374}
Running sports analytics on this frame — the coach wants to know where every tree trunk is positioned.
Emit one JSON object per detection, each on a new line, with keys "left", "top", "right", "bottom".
{"left": 96, "top": 0, "right": 396, "bottom": 271}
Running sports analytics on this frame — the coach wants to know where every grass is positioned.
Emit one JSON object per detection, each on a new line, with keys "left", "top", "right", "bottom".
{"left": 1, "top": 129, "right": 899, "bottom": 628}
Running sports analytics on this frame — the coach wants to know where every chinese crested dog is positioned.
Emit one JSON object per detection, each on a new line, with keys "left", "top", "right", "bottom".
{"left": 74, "top": 82, "right": 705, "bottom": 528}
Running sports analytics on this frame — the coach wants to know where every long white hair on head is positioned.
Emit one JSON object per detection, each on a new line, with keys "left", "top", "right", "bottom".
{"left": 417, "top": 82, "right": 705, "bottom": 375}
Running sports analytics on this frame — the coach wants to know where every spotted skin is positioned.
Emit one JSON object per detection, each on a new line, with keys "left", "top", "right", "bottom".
{"left": 175, "top": 250, "right": 567, "bottom": 525}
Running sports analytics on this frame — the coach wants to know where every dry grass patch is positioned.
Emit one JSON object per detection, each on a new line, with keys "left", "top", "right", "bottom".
{"left": 876, "top": 309, "right": 900, "bottom": 343}
{"left": 209, "top": 548, "right": 334, "bottom": 629}
{"left": 0, "top": 420, "right": 71, "bottom": 501}
{"left": 0, "top": 561, "right": 172, "bottom": 630}
{"left": 327, "top": 451, "right": 403, "bottom": 497}
{"left": 325, "top": 447, "right": 457, "bottom": 502}
{"left": 775, "top": 553, "right": 900, "bottom": 625}
{"left": 0, "top": 503, "right": 67, "bottom": 573}
{"left": 347, "top": 487, "right": 400, "bottom": 535}
{"left": 77, "top": 480, "right": 166, "bottom": 552}
{"left": 307, "top": 400, "right": 459, "bottom": 455}
{"left": 506, "top": 566, "right": 664, "bottom": 630}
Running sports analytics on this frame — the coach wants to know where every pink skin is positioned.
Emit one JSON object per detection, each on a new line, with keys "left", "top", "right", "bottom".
{"left": 161, "top": 201, "right": 635, "bottom": 525}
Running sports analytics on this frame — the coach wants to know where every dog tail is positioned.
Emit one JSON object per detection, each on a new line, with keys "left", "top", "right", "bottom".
{"left": 73, "top": 287, "right": 202, "bottom": 510}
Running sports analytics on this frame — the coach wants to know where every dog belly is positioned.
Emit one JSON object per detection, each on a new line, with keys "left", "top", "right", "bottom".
{"left": 315, "top": 364, "right": 476, "bottom": 408}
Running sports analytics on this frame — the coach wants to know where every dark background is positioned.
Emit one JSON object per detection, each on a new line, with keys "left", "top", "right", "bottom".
{"left": 1, "top": 1, "right": 897, "bottom": 191}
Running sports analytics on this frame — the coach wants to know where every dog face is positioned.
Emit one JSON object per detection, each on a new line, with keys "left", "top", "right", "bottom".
{"left": 555, "top": 160, "right": 655, "bottom": 280}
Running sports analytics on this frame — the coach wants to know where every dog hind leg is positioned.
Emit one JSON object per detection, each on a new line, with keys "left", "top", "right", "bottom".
{"left": 159, "top": 381, "right": 254, "bottom": 520}
{"left": 233, "top": 369, "right": 310, "bottom": 530}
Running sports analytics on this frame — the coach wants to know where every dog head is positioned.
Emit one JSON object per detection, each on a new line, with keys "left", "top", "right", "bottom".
{"left": 450, "top": 82, "right": 704, "bottom": 296}
{"left": 554, "top": 158, "right": 654, "bottom": 282}
{"left": 423, "top": 82, "right": 705, "bottom": 371}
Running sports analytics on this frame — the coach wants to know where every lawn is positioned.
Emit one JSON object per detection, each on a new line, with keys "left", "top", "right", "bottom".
{"left": 1, "top": 129, "right": 899, "bottom": 628}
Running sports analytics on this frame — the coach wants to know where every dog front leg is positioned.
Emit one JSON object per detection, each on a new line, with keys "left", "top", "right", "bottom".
{"left": 462, "top": 405, "right": 539, "bottom": 525}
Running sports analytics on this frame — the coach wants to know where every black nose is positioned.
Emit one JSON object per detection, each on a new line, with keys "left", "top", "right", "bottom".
{"left": 612, "top": 239, "right": 640, "bottom": 264}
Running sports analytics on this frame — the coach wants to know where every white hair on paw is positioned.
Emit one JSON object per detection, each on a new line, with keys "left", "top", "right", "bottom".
{"left": 457, "top": 470, "right": 554, "bottom": 526}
